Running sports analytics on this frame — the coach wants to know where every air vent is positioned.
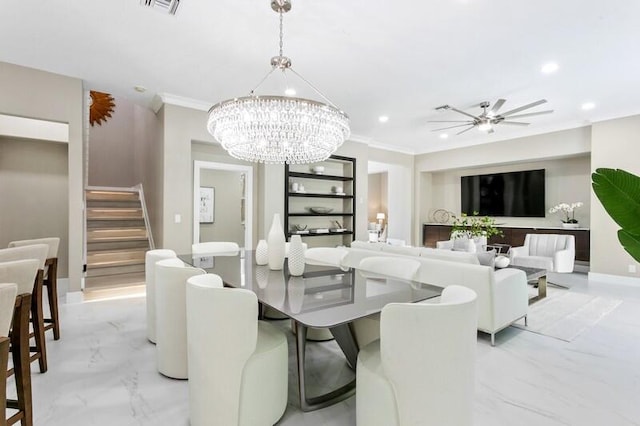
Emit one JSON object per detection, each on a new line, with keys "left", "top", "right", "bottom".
{"left": 140, "top": 0, "right": 180, "bottom": 15}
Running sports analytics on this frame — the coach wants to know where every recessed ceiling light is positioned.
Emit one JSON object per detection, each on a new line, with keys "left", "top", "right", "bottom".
{"left": 134, "top": 85, "right": 146, "bottom": 93}
{"left": 581, "top": 102, "right": 596, "bottom": 110}
{"left": 541, "top": 62, "right": 559, "bottom": 74}
{"left": 439, "top": 133, "right": 448, "bottom": 139}
{"left": 378, "top": 116, "right": 389, "bottom": 123}
{"left": 284, "top": 87, "right": 296, "bottom": 96}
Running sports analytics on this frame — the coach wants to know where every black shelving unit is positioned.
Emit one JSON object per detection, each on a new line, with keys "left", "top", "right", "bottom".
{"left": 284, "top": 155, "right": 356, "bottom": 245}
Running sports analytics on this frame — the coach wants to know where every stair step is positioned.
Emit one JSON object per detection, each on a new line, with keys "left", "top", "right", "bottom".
{"left": 87, "top": 240, "right": 150, "bottom": 251}
{"left": 87, "top": 208, "right": 143, "bottom": 220}
{"left": 85, "top": 263, "right": 145, "bottom": 277}
{"left": 84, "top": 272, "right": 146, "bottom": 290}
{"left": 87, "top": 227, "right": 148, "bottom": 242}
{"left": 87, "top": 248, "right": 146, "bottom": 268}
{"left": 86, "top": 190, "right": 139, "bottom": 202}
{"left": 87, "top": 219, "right": 146, "bottom": 229}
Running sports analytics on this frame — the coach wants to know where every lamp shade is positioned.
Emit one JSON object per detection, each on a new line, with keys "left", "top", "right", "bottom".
{"left": 376, "top": 213, "right": 386, "bottom": 220}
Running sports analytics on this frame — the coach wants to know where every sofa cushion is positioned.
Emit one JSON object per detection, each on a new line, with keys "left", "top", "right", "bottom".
{"left": 380, "top": 245, "right": 422, "bottom": 256}
{"left": 418, "top": 248, "right": 480, "bottom": 265}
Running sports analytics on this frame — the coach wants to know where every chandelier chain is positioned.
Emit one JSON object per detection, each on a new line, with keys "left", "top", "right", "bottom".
{"left": 279, "top": 10, "right": 284, "bottom": 57}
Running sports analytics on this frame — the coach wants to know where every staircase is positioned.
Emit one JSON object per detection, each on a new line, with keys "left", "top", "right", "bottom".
{"left": 84, "top": 186, "right": 154, "bottom": 290}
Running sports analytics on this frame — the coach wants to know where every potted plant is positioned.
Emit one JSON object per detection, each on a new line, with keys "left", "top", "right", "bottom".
{"left": 450, "top": 212, "right": 503, "bottom": 245}
{"left": 548, "top": 202, "right": 583, "bottom": 228}
{"left": 592, "top": 168, "right": 640, "bottom": 262}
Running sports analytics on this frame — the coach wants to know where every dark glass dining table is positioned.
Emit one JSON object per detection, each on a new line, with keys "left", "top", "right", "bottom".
{"left": 178, "top": 250, "right": 442, "bottom": 411}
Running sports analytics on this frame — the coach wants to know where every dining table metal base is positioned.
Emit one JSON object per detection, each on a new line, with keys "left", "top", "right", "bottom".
{"left": 295, "top": 323, "right": 357, "bottom": 412}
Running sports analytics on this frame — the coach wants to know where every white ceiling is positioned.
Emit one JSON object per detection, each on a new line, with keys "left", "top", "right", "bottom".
{"left": 2, "top": 0, "right": 639, "bottom": 154}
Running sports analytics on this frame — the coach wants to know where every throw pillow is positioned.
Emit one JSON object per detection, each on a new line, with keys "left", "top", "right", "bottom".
{"left": 476, "top": 249, "right": 496, "bottom": 268}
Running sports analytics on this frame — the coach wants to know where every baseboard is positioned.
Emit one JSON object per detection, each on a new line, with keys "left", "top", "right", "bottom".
{"left": 588, "top": 272, "right": 640, "bottom": 286}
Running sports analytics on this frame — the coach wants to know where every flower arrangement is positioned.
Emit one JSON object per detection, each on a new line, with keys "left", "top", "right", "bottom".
{"left": 548, "top": 202, "right": 583, "bottom": 223}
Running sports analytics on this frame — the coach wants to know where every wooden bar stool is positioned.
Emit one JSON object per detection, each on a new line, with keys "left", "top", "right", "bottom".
{"left": 0, "top": 246, "right": 49, "bottom": 374}
{"left": 9, "top": 238, "right": 61, "bottom": 341}
{"left": 1, "top": 283, "right": 18, "bottom": 426}
{"left": 0, "top": 261, "right": 38, "bottom": 426}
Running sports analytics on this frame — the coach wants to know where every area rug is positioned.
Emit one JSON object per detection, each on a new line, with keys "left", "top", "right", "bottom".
{"left": 513, "top": 287, "right": 622, "bottom": 342}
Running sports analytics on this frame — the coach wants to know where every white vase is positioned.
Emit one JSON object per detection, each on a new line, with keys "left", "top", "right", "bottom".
{"left": 268, "top": 213, "right": 286, "bottom": 270}
{"left": 287, "top": 235, "right": 306, "bottom": 276}
{"left": 255, "top": 239, "right": 268, "bottom": 265}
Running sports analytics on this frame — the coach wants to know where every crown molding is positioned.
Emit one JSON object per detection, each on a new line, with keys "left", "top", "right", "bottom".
{"left": 151, "top": 93, "right": 212, "bottom": 113}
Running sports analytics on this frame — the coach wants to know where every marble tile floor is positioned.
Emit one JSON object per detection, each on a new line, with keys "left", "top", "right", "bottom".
{"left": 6, "top": 272, "right": 640, "bottom": 425}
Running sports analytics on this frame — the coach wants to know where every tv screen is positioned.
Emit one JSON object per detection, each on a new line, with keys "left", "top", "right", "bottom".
{"left": 461, "top": 169, "right": 545, "bottom": 217}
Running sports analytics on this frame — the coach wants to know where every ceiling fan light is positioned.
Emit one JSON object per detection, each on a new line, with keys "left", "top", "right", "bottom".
{"left": 478, "top": 121, "right": 492, "bottom": 132}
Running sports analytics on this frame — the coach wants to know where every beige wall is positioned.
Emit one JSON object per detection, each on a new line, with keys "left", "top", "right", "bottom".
{"left": 198, "top": 169, "right": 244, "bottom": 245}
{"left": 591, "top": 115, "right": 640, "bottom": 278}
{"left": 0, "top": 138, "right": 69, "bottom": 277}
{"left": 0, "top": 62, "right": 83, "bottom": 291}
{"left": 160, "top": 105, "right": 258, "bottom": 252}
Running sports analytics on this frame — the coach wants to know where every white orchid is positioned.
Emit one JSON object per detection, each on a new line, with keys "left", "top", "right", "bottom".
{"left": 549, "top": 202, "right": 583, "bottom": 223}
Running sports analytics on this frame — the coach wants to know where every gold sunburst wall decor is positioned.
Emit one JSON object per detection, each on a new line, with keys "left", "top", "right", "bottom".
{"left": 89, "top": 90, "right": 116, "bottom": 126}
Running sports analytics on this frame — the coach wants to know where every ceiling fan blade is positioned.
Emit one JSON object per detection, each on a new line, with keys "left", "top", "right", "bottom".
{"left": 500, "top": 121, "right": 530, "bottom": 126}
{"left": 449, "top": 107, "right": 481, "bottom": 121}
{"left": 503, "top": 110, "right": 554, "bottom": 119}
{"left": 500, "top": 99, "right": 547, "bottom": 116}
{"left": 427, "top": 120, "right": 474, "bottom": 123}
{"left": 432, "top": 123, "right": 475, "bottom": 131}
{"left": 488, "top": 99, "right": 506, "bottom": 116}
{"left": 456, "top": 126, "right": 476, "bottom": 135}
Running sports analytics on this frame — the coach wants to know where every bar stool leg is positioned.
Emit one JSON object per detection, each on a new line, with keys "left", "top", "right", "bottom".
{"left": 8, "top": 294, "right": 33, "bottom": 426}
{"left": 30, "top": 270, "right": 47, "bottom": 373}
{"left": 44, "top": 258, "right": 60, "bottom": 340}
{"left": 1, "top": 337, "right": 8, "bottom": 426}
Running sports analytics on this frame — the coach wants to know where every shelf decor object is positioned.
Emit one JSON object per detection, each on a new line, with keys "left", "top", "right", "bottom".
{"left": 255, "top": 240, "right": 269, "bottom": 265}
{"left": 268, "top": 214, "right": 286, "bottom": 270}
{"left": 206, "top": 0, "right": 350, "bottom": 164}
{"left": 287, "top": 235, "right": 306, "bottom": 276}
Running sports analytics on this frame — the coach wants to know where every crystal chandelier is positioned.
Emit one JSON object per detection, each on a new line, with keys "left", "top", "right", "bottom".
{"left": 207, "top": 0, "right": 350, "bottom": 164}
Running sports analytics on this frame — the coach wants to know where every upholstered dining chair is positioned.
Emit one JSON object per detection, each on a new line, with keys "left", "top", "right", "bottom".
{"left": 9, "top": 237, "right": 61, "bottom": 340}
{"left": 356, "top": 285, "right": 478, "bottom": 426}
{"left": 154, "top": 258, "right": 204, "bottom": 379}
{"left": 145, "top": 249, "right": 177, "bottom": 344}
{"left": 186, "top": 274, "right": 288, "bottom": 426}
{"left": 351, "top": 256, "right": 422, "bottom": 349}
{"left": 191, "top": 242, "right": 240, "bottom": 256}
{"left": 1, "top": 283, "right": 18, "bottom": 426}
{"left": 0, "top": 244, "right": 49, "bottom": 373}
{"left": 0, "top": 260, "right": 39, "bottom": 426}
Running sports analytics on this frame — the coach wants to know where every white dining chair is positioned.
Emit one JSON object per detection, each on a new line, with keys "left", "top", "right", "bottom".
{"left": 186, "top": 274, "right": 288, "bottom": 426}
{"left": 356, "top": 285, "right": 478, "bottom": 426}
{"left": 192, "top": 242, "right": 240, "bottom": 256}
{"left": 155, "top": 258, "right": 205, "bottom": 379}
{"left": 145, "top": 249, "right": 177, "bottom": 343}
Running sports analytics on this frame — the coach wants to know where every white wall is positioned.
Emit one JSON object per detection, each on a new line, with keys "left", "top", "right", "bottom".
{"left": 591, "top": 115, "right": 640, "bottom": 279}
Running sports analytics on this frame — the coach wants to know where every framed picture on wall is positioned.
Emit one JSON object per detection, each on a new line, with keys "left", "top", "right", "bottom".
{"left": 199, "top": 187, "right": 214, "bottom": 223}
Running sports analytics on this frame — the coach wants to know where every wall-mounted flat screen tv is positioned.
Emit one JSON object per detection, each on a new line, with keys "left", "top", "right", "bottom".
{"left": 461, "top": 169, "right": 545, "bottom": 217}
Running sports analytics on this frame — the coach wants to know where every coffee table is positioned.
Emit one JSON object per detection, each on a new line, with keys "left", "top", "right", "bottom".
{"left": 506, "top": 265, "right": 547, "bottom": 304}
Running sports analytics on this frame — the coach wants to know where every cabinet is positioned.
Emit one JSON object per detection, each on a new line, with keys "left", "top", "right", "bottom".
{"left": 284, "top": 155, "right": 356, "bottom": 246}
{"left": 422, "top": 224, "right": 591, "bottom": 262}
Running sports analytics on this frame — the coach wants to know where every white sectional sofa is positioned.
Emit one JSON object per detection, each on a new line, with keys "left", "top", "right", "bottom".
{"left": 344, "top": 241, "right": 529, "bottom": 346}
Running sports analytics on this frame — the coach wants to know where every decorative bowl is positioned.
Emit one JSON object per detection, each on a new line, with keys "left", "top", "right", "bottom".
{"left": 308, "top": 206, "right": 333, "bottom": 214}
{"left": 495, "top": 256, "right": 510, "bottom": 268}
{"left": 311, "top": 166, "right": 325, "bottom": 174}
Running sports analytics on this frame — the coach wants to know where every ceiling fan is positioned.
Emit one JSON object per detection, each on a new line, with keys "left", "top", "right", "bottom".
{"left": 429, "top": 99, "right": 553, "bottom": 135}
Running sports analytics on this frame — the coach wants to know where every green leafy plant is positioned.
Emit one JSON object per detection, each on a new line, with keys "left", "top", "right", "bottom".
{"left": 592, "top": 168, "right": 640, "bottom": 262}
{"left": 450, "top": 212, "right": 503, "bottom": 239}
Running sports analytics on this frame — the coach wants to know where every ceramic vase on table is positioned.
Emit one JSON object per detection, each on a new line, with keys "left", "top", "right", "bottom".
{"left": 287, "top": 235, "right": 306, "bottom": 276}
{"left": 255, "top": 239, "right": 269, "bottom": 265}
{"left": 268, "top": 213, "right": 286, "bottom": 270}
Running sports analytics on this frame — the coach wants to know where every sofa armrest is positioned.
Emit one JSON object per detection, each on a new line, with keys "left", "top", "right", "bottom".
{"left": 553, "top": 249, "right": 575, "bottom": 273}
{"left": 509, "top": 245, "right": 528, "bottom": 261}
{"left": 490, "top": 269, "right": 528, "bottom": 331}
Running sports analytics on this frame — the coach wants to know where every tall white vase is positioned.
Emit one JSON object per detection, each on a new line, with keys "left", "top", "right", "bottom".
{"left": 287, "top": 235, "right": 305, "bottom": 276}
{"left": 268, "top": 213, "right": 286, "bottom": 270}
{"left": 255, "top": 239, "right": 269, "bottom": 265}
